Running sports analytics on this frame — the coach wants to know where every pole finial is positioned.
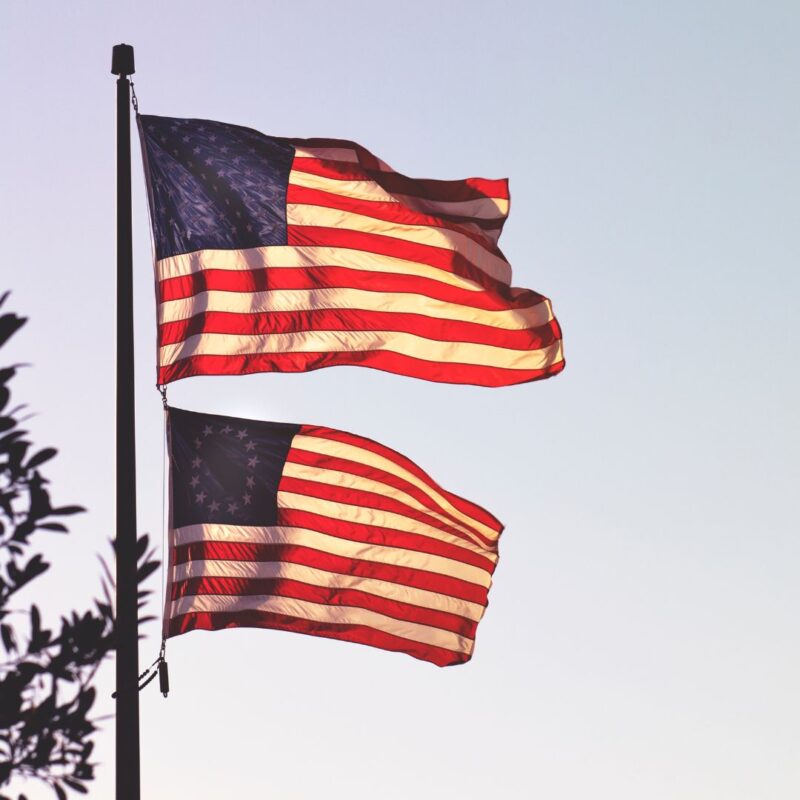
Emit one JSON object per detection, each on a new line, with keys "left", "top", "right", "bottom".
{"left": 111, "top": 44, "right": 135, "bottom": 76}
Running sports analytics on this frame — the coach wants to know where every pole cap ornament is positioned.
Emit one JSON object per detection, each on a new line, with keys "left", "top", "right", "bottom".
{"left": 111, "top": 44, "right": 135, "bottom": 76}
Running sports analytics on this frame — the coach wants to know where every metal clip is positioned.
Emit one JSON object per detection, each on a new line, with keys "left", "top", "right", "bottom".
{"left": 130, "top": 80, "right": 139, "bottom": 114}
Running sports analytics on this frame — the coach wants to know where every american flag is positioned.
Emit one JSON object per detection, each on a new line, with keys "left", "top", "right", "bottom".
{"left": 139, "top": 114, "right": 564, "bottom": 387}
{"left": 166, "top": 407, "right": 502, "bottom": 666}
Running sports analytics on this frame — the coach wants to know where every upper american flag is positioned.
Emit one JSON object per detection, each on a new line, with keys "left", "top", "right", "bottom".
{"left": 138, "top": 114, "right": 564, "bottom": 387}
{"left": 166, "top": 407, "right": 503, "bottom": 666}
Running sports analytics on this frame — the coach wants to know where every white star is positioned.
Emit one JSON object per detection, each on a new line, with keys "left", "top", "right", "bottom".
{"left": 244, "top": 440, "right": 256, "bottom": 451}
{"left": 191, "top": 456, "right": 202, "bottom": 469}
{"left": 227, "top": 501, "right": 239, "bottom": 513}
{"left": 247, "top": 455, "right": 260, "bottom": 468}
{"left": 243, "top": 493, "right": 252, "bottom": 505}
{"left": 202, "top": 425, "right": 213, "bottom": 436}
{"left": 208, "top": 500, "right": 220, "bottom": 513}
{"left": 195, "top": 491, "right": 207, "bottom": 504}
{"left": 189, "top": 475, "right": 200, "bottom": 488}
{"left": 246, "top": 476, "right": 256, "bottom": 489}
{"left": 236, "top": 429, "right": 248, "bottom": 440}
{"left": 194, "top": 437, "right": 202, "bottom": 449}
{"left": 221, "top": 425, "right": 233, "bottom": 435}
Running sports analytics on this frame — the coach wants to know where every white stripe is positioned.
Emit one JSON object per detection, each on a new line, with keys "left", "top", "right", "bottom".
{"left": 276, "top": 491, "right": 498, "bottom": 564}
{"left": 282, "top": 461, "right": 488, "bottom": 548}
{"left": 172, "top": 558, "right": 485, "bottom": 622}
{"left": 170, "top": 592, "right": 473, "bottom": 654}
{"left": 158, "top": 286, "right": 553, "bottom": 332}
{"left": 158, "top": 327, "right": 563, "bottom": 371}
{"left": 172, "top": 524, "right": 493, "bottom": 588}
{"left": 290, "top": 433, "right": 500, "bottom": 544}
{"left": 393, "top": 193, "right": 509, "bottom": 220}
{"left": 293, "top": 147, "right": 360, "bottom": 163}
{"left": 286, "top": 203, "right": 512, "bottom": 285}
{"left": 156, "top": 245, "right": 490, "bottom": 292}
{"left": 292, "top": 145, "right": 394, "bottom": 172}
{"left": 289, "top": 169, "right": 509, "bottom": 219}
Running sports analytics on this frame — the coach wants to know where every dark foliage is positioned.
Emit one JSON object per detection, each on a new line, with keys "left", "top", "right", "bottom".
{"left": 0, "top": 293, "right": 159, "bottom": 799}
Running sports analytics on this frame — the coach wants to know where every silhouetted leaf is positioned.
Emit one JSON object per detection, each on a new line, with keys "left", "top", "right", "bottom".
{"left": 0, "top": 311, "right": 26, "bottom": 349}
{"left": 50, "top": 505, "right": 85, "bottom": 516}
{"left": 136, "top": 561, "right": 159, "bottom": 583}
{"left": 136, "top": 533, "right": 150, "bottom": 559}
{"left": 0, "top": 429, "right": 25, "bottom": 449}
{"left": 13, "top": 554, "right": 49, "bottom": 588}
{"left": 26, "top": 447, "right": 57, "bottom": 469}
{"left": 1, "top": 622, "right": 16, "bottom": 653}
{"left": 37, "top": 522, "right": 68, "bottom": 533}
{"left": 11, "top": 519, "right": 36, "bottom": 543}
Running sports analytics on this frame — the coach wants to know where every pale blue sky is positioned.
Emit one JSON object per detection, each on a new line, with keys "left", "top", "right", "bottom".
{"left": 1, "top": 2, "right": 798, "bottom": 798}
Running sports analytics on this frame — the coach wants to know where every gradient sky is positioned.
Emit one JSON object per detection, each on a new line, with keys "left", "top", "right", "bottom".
{"left": 2, "top": 2, "right": 798, "bottom": 798}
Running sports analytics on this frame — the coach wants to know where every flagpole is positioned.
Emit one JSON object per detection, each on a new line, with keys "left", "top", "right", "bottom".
{"left": 111, "top": 43, "right": 140, "bottom": 800}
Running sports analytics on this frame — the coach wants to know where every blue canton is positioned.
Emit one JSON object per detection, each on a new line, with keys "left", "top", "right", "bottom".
{"left": 169, "top": 407, "right": 300, "bottom": 529}
{"left": 139, "top": 115, "right": 294, "bottom": 260}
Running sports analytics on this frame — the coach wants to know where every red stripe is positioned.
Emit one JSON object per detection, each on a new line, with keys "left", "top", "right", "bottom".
{"left": 278, "top": 475, "right": 496, "bottom": 551}
{"left": 286, "top": 225, "right": 511, "bottom": 291}
{"left": 297, "top": 427, "right": 504, "bottom": 534}
{"left": 168, "top": 610, "right": 468, "bottom": 667}
{"left": 285, "top": 446, "right": 494, "bottom": 545}
{"left": 159, "top": 309, "right": 560, "bottom": 352}
{"left": 277, "top": 507, "right": 496, "bottom": 574}
{"left": 173, "top": 541, "right": 489, "bottom": 605}
{"left": 287, "top": 138, "right": 387, "bottom": 171}
{"left": 287, "top": 184, "right": 504, "bottom": 251}
{"left": 290, "top": 155, "right": 508, "bottom": 202}
{"left": 158, "top": 265, "right": 544, "bottom": 310}
{"left": 158, "top": 348, "right": 566, "bottom": 388}
{"left": 171, "top": 576, "right": 478, "bottom": 637}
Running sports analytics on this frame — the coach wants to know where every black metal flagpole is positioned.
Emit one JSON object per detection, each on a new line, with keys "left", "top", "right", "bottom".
{"left": 111, "top": 43, "right": 140, "bottom": 800}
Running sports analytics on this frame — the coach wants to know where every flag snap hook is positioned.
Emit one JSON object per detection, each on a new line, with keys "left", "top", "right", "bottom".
{"left": 130, "top": 80, "right": 139, "bottom": 114}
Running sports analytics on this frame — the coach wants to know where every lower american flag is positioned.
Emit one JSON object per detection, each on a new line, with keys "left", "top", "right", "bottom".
{"left": 166, "top": 407, "right": 503, "bottom": 666}
{"left": 139, "top": 114, "right": 565, "bottom": 388}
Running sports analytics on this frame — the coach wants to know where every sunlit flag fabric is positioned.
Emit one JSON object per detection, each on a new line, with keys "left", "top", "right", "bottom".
{"left": 138, "top": 114, "right": 564, "bottom": 387}
{"left": 165, "top": 407, "right": 503, "bottom": 666}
